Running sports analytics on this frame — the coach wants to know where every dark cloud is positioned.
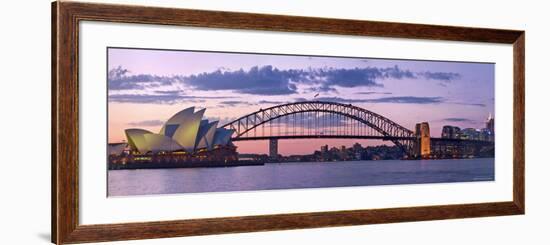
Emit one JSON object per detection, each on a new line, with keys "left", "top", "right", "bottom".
{"left": 307, "top": 96, "right": 444, "bottom": 105}
{"left": 419, "top": 71, "right": 461, "bottom": 81}
{"left": 258, "top": 100, "right": 285, "bottom": 105}
{"left": 108, "top": 65, "right": 129, "bottom": 78}
{"left": 185, "top": 66, "right": 302, "bottom": 95}
{"left": 108, "top": 94, "right": 232, "bottom": 104}
{"left": 183, "top": 65, "right": 424, "bottom": 95}
{"left": 306, "top": 85, "right": 338, "bottom": 93}
{"left": 355, "top": 91, "right": 393, "bottom": 95}
{"left": 109, "top": 65, "right": 463, "bottom": 95}
{"left": 108, "top": 66, "right": 181, "bottom": 90}
{"left": 464, "top": 103, "right": 486, "bottom": 107}
{"left": 314, "top": 67, "right": 385, "bottom": 88}
{"left": 154, "top": 90, "right": 182, "bottom": 95}
{"left": 127, "top": 120, "right": 165, "bottom": 127}
{"left": 380, "top": 66, "right": 417, "bottom": 79}
{"left": 442, "top": 118, "right": 477, "bottom": 123}
{"left": 304, "top": 97, "right": 366, "bottom": 104}
{"left": 219, "top": 101, "right": 256, "bottom": 107}
{"left": 365, "top": 96, "right": 444, "bottom": 104}
{"left": 451, "top": 102, "right": 486, "bottom": 107}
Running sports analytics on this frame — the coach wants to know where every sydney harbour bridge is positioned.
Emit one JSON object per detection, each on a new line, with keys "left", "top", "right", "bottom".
{"left": 221, "top": 101, "right": 494, "bottom": 159}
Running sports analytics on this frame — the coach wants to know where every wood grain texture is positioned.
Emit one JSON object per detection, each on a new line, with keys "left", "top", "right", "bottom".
{"left": 53, "top": 1, "right": 80, "bottom": 244}
{"left": 65, "top": 202, "right": 521, "bottom": 244}
{"left": 51, "top": 1, "right": 525, "bottom": 244}
{"left": 63, "top": 1, "right": 522, "bottom": 43}
{"left": 513, "top": 33, "right": 525, "bottom": 213}
{"left": 51, "top": 2, "right": 58, "bottom": 243}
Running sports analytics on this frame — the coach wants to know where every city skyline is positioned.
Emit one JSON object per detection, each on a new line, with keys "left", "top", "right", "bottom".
{"left": 108, "top": 47, "right": 495, "bottom": 155}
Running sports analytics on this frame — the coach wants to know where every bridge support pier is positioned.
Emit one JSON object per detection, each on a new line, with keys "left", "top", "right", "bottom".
{"left": 269, "top": 138, "right": 278, "bottom": 159}
{"left": 413, "top": 122, "right": 431, "bottom": 159}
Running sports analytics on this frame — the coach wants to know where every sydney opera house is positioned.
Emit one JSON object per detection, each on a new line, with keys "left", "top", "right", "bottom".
{"left": 125, "top": 107, "right": 234, "bottom": 154}
{"left": 108, "top": 107, "right": 240, "bottom": 169}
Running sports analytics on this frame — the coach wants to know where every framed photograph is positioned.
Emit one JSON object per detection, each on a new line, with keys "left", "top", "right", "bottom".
{"left": 52, "top": 1, "right": 524, "bottom": 244}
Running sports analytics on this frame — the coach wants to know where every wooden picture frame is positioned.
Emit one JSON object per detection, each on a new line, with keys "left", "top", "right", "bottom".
{"left": 52, "top": 1, "right": 525, "bottom": 244}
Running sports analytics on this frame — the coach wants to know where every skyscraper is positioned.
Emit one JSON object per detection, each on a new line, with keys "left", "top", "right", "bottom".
{"left": 486, "top": 113, "right": 495, "bottom": 134}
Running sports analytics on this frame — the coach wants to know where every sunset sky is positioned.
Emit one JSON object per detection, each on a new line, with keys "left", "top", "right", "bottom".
{"left": 107, "top": 47, "right": 494, "bottom": 155}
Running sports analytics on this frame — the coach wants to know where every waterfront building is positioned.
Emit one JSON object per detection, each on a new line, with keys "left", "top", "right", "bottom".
{"left": 460, "top": 128, "right": 481, "bottom": 140}
{"left": 321, "top": 145, "right": 329, "bottom": 153}
{"left": 486, "top": 113, "right": 495, "bottom": 134}
{"left": 485, "top": 114, "right": 495, "bottom": 141}
{"left": 441, "top": 114, "right": 495, "bottom": 142}
{"left": 108, "top": 143, "right": 127, "bottom": 156}
{"left": 441, "top": 125, "right": 461, "bottom": 139}
{"left": 354, "top": 152, "right": 362, "bottom": 160}
{"left": 352, "top": 143, "right": 363, "bottom": 152}
{"left": 124, "top": 107, "right": 235, "bottom": 154}
{"left": 352, "top": 143, "right": 363, "bottom": 160}
{"left": 480, "top": 128, "right": 493, "bottom": 141}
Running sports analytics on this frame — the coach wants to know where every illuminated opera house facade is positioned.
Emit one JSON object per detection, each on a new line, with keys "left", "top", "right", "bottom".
{"left": 108, "top": 107, "right": 238, "bottom": 168}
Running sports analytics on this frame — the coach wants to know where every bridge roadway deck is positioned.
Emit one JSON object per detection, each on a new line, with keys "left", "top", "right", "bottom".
{"left": 232, "top": 135, "right": 493, "bottom": 145}
{"left": 232, "top": 135, "right": 416, "bottom": 141}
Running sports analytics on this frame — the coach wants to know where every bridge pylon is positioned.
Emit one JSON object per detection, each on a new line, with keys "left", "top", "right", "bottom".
{"left": 412, "top": 122, "right": 431, "bottom": 159}
{"left": 269, "top": 138, "right": 278, "bottom": 159}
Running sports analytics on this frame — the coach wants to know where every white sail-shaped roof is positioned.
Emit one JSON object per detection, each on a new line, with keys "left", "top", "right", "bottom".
{"left": 143, "top": 134, "right": 183, "bottom": 153}
{"left": 195, "top": 120, "right": 218, "bottom": 150}
{"left": 158, "top": 107, "right": 195, "bottom": 137}
{"left": 124, "top": 107, "right": 234, "bottom": 154}
{"left": 172, "top": 108, "right": 206, "bottom": 152}
{"left": 125, "top": 128, "right": 153, "bottom": 153}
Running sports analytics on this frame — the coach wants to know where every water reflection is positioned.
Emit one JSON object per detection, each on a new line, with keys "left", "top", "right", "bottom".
{"left": 108, "top": 158, "right": 495, "bottom": 196}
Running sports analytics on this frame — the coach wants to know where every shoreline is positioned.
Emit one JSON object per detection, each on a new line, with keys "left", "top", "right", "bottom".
{"left": 108, "top": 157, "right": 495, "bottom": 170}
{"left": 108, "top": 160, "right": 264, "bottom": 170}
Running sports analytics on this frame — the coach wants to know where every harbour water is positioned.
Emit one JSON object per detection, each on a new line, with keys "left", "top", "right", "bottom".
{"left": 108, "top": 158, "right": 494, "bottom": 196}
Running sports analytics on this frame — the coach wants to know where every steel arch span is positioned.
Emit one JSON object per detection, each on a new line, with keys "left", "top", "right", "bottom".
{"left": 221, "top": 101, "right": 416, "bottom": 155}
